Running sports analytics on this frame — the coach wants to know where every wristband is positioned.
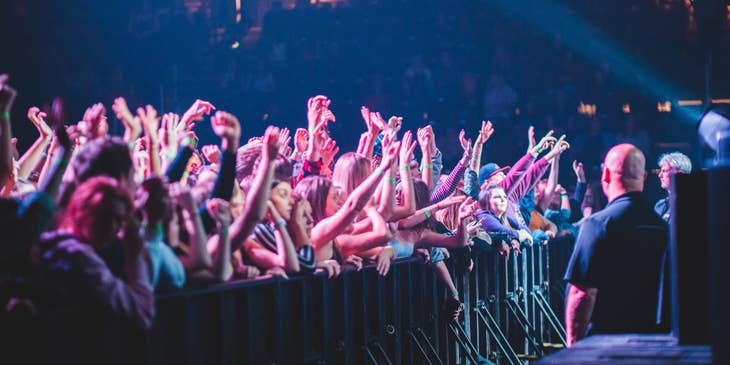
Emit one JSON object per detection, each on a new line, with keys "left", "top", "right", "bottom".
{"left": 0, "top": 111, "right": 9, "bottom": 120}
{"left": 421, "top": 163, "right": 433, "bottom": 170}
{"left": 560, "top": 193, "right": 569, "bottom": 198}
{"left": 400, "top": 165, "right": 411, "bottom": 171}
{"left": 422, "top": 208, "right": 432, "bottom": 219}
{"left": 386, "top": 177, "right": 397, "bottom": 185}
{"left": 276, "top": 219, "right": 287, "bottom": 228}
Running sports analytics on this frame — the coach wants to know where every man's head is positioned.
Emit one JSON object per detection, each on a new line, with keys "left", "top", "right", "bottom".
{"left": 601, "top": 143, "right": 647, "bottom": 202}
{"left": 478, "top": 163, "right": 510, "bottom": 188}
{"left": 657, "top": 152, "right": 692, "bottom": 192}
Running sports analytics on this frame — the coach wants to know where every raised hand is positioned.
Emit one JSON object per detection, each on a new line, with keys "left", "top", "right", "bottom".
{"left": 458, "top": 197, "right": 478, "bottom": 220}
{"left": 399, "top": 130, "right": 417, "bottom": 166}
{"left": 261, "top": 125, "right": 282, "bottom": 161}
{"left": 544, "top": 134, "right": 570, "bottom": 161}
{"left": 417, "top": 126, "right": 432, "bottom": 155}
{"left": 207, "top": 198, "right": 232, "bottom": 228}
{"left": 27, "top": 107, "right": 52, "bottom": 140}
{"left": 527, "top": 126, "right": 536, "bottom": 152}
{"left": 0, "top": 74, "right": 18, "bottom": 113}
{"left": 277, "top": 127, "right": 291, "bottom": 155}
{"left": 112, "top": 97, "right": 141, "bottom": 141}
{"left": 573, "top": 160, "right": 586, "bottom": 183}
{"left": 307, "top": 95, "right": 331, "bottom": 133}
{"left": 530, "top": 130, "right": 556, "bottom": 156}
{"left": 202, "top": 144, "right": 221, "bottom": 165}
{"left": 181, "top": 99, "right": 215, "bottom": 130}
{"left": 555, "top": 183, "right": 568, "bottom": 196}
{"left": 169, "top": 182, "right": 197, "bottom": 212}
{"left": 136, "top": 105, "right": 159, "bottom": 140}
{"left": 458, "top": 129, "right": 473, "bottom": 164}
{"left": 210, "top": 111, "right": 241, "bottom": 151}
{"left": 159, "top": 112, "right": 180, "bottom": 155}
{"left": 320, "top": 138, "right": 339, "bottom": 167}
{"left": 380, "top": 139, "right": 401, "bottom": 168}
{"left": 82, "top": 102, "right": 108, "bottom": 139}
{"left": 388, "top": 116, "right": 403, "bottom": 133}
{"left": 369, "top": 111, "right": 388, "bottom": 131}
{"left": 476, "top": 120, "right": 494, "bottom": 146}
{"left": 294, "top": 128, "right": 309, "bottom": 153}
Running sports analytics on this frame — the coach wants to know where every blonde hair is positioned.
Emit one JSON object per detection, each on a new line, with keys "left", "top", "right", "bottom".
{"left": 332, "top": 152, "right": 371, "bottom": 196}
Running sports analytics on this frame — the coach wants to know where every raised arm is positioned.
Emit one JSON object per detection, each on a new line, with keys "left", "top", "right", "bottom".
{"left": 310, "top": 140, "right": 399, "bottom": 248}
{"left": 244, "top": 201, "right": 300, "bottom": 274}
{"left": 398, "top": 194, "right": 466, "bottom": 229}
{"left": 170, "top": 183, "right": 212, "bottom": 272}
{"left": 0, "top": 75, "right": 16, "bottom": 189}
{"left": 336, "top": 205, "right": 391, "bottom": 258}
{"left": 229, "top": 126, "right": 281, "bottom": 249}
{"left": 470, "top": 121, "right": 494, "bottom": 173}
{"left": 389, "top": 130, "right": 418, "bottom": 221}
{"left": 137, "top": 105, "right": 162, "bottom": 176}
{"left": 417, "top": 126, "right": 434, "bottom": 191}
{"left": 429, "top": 128, "right": 473, "bottom": 204}
{"left": 206, "top": 198, "right": 234, "bottom": 283}
{"left": 418, "top": 197, "right": 477, "bottom": 249}
{"left": 17, "top": 107, "right": 52, "bottom": 180}
{"left": 111, "top": 97, "right": 142, "bottom": 144}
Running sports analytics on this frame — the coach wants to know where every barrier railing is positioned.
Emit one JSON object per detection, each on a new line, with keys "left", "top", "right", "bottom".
{"left": 149, "top": 236, "right": 576, "bottom": 365}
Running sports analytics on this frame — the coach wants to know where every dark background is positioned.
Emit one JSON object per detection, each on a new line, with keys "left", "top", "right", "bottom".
{"left": 2, "top": 0, "right": 728, "bottom": 202}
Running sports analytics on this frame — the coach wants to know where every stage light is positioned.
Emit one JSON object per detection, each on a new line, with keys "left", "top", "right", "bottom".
{"left": 622, "top": 103, "right": 631, "bottom": 114}
{"left": 231, "top": 41, "right": 240, "bottom": 49}
{"left": 698, "top": 107, "right": 730, "bottom": 164}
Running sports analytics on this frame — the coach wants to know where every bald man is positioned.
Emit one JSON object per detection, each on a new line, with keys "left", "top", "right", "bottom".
{"left": 563, "top": 144, "right": 668, "bottom": 346}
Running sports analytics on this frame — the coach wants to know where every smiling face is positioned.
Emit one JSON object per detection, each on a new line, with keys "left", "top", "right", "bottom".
{"left": 488, "top": 187, "right": 508, "bottom": 216}
{"left": 270, "top": 181, "right": 294, "bottom": 221}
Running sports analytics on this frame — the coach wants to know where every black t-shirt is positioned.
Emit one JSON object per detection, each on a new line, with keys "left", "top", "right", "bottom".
{"left": 564, "top": 191, "right": 668, "bottom": 334}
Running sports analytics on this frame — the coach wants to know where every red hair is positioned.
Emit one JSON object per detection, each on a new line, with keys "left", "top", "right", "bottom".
{"left": 60, "top": 176, "right": 133, "bottom": 245}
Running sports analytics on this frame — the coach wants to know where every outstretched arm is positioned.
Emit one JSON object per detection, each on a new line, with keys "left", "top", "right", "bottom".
{"left": 311, "top": 140, "right": 399, "bottom": 249}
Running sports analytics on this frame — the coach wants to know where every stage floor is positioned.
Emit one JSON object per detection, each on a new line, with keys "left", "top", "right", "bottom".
{"left": 536, "top": 334, "right": 711, "bottom": 365}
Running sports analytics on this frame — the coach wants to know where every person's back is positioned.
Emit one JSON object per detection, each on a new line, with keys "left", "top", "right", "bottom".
{"left": 567, "top": 191, "right": 668, "bottom": 334}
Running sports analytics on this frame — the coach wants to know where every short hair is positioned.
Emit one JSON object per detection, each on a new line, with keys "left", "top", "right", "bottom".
{"left": 658, "top": 152, "right": 692, "bottom": 174}
{"left": 72, "top": 137, "right": 133, "bottom": 183}
{"left": 478, "top": 183, "right": 504, "bottom": 211}
{"left": 236, "top": 144, "right": 292, "bottom": 183}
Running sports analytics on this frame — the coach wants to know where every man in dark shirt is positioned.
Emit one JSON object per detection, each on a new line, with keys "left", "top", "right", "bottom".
{"left": 564, "top": 144, "right": 668, "bottom": 346}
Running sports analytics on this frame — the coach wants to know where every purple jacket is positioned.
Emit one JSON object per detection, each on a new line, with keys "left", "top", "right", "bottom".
{"left": 40, "top": 230, "right": 155, "bottom": 329}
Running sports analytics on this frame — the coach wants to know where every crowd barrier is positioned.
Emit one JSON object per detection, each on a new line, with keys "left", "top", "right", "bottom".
{"left": 150, "top": 236, "right": 577, "bottom": 365}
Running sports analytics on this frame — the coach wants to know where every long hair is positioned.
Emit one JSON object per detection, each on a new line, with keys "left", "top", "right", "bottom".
{"left": 396, "top": 179, "right": 435, "bottom": 230}
{"left": 332, "top": 152, "right": 371, "bottom": 196}
{"left": 293, "top": 175, "right": 332, "bottom": 224}
{"left": 478, "top": 183, "right": 504, "bottom": 212}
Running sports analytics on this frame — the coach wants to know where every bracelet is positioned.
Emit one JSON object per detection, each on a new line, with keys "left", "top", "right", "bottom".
{"left": 560, "top": 193, "right": 569, "bottom": 198}
{"left": 399, "top": 165, "right": 411, "bottom": 171}
{"left": 422, "top": 207, "right": 431, "bottom": 219}
{"left": 377, "top": 170, "right": 385, "bottom": 176}
{"left": 421, "top": 163, "right": 433, "bottom": 170}
{"left": 386, "top": 177, "right": 397, "bottom": 185}
{"left": 276, "top": 219, "right": 287, "bottom": 228}
{"left": 0, "top": 111, "right": 9, "bottom": 120}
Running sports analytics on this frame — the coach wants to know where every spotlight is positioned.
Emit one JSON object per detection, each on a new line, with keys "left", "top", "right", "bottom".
{"left": 698, "top": 106, "right": 730, "bottom": 165}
